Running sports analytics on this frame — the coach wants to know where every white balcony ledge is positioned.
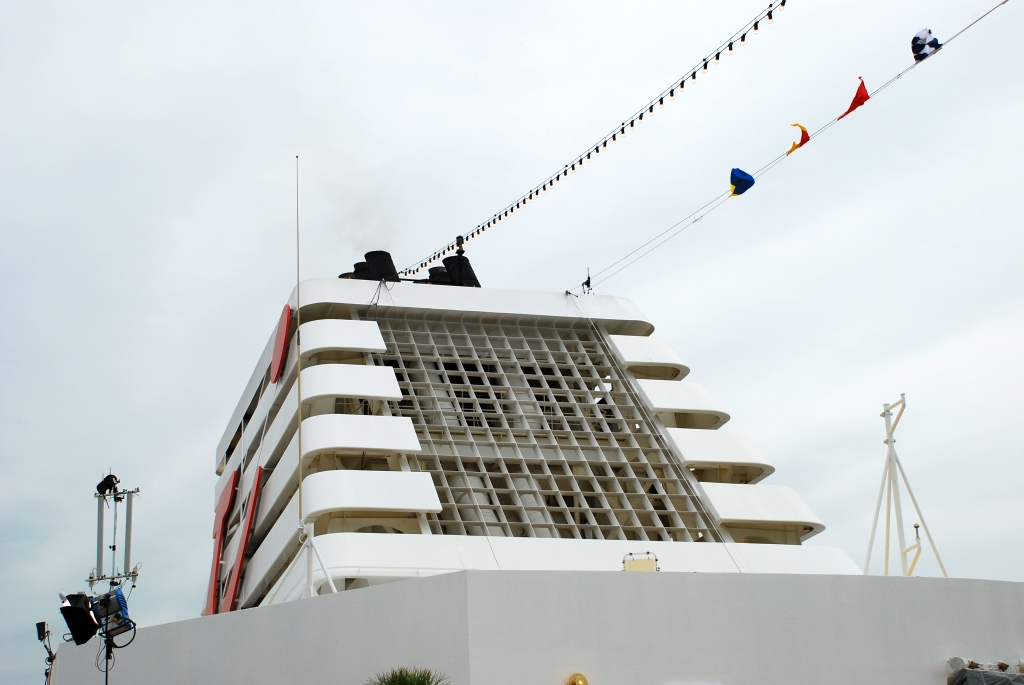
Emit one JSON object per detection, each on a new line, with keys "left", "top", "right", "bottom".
{"left": 607, "top": 335, "right": 690, "bottom": 380}
{"left": 302, "top": 470, "right": 441, "bottom": 523}
{"left": 665, "top": 428, "right": 775, "bottom": 484}
{"left": 300, "top": 414, "right": 422, "bottom": 459}
{"left": 634, "top": 379, "right": 730, "bottom": 429}
{"left": 701, "top": 482, "right": 825, "bottom": 540}
{"left": 259, "top": 533, "right": 860, "bottom": 604}
{"left": 298, "top": 319, "right": 386, "bottom": 358}
{"left": 300, "top": 364, "right": 402, "bottom": 404}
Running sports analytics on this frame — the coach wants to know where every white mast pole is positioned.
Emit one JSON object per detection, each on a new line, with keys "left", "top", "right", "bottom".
{"left": 293, "top": 156, "right": 315, "bottom": 598}
{"left": 863, "top": 457, "right": 888, "bottom": 574}
{"left": 883, "top": 402, "right": 910, "bottom": 576}
{"left": 95, "top": 495, "right": 105, "bottom": 588}
{"left": 883, "top": 462, "right": 892, "bottom": 575}
{"left": 295, "top": 155, "right": 304, "bottom": 523}
{"left": 864, "top": 394, "right": 946, "bottom": 577}
{"left": 894, "top": 455, "right": 948, "bottom": 577}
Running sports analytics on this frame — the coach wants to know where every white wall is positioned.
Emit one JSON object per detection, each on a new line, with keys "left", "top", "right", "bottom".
{"left": 51, "top": 571, "right": 1024, "bottom": 685}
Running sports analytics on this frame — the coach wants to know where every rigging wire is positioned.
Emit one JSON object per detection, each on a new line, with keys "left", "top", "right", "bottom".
{"left": 399, "top": 1, "right": 789, "bottom": 277}
{"left": 574, "top": 0, "right": 1011, "bottom": 292}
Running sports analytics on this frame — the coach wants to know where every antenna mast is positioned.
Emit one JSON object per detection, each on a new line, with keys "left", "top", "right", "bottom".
{"left": 293, "top": 156, "right": 316, "bottom": 598}
{"left": 863, "top": 394, "right": 947, "bottom": 577}
{"left": 89, "top": 474, "right": 141, "bottom": 592}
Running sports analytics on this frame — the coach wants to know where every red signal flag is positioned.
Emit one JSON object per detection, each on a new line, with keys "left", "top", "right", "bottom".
{"left": 838, "top": 77, "right": 870, "bottom": 120}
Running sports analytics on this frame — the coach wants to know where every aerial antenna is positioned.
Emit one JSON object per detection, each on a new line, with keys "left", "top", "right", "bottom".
{"left": 863, "top": 394, "right": 947, "bottom": 577}
{"left": 294, "top": 156, "right": 304, "bottom": 522}
{"left": 293, "top": 156, "right": 317, "bottom": 599}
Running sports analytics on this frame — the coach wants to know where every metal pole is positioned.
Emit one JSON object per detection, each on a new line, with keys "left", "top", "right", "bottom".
{"left": 883, "top": 465, "right": 892, "bottom": 575}
{"left": 308, "top": 536, "right": 338, "bottom": 593}
{"left": 894, "top": 455, "right": 948, "bottom": 577}
{"left": 295, "top": 156, "right": 305, "bottom": 523}
{"left": 304, "top": 522, "right": 315, "bottom": 598}
{"left": 110, "top": 491, "right": 118, "bottom": 580}
{"left": 884, "top": 396, "right": 910, "bottom": 575}
{"left": 96, "top": 495, "right": 105, "bottom": 580}
{"left": 863, "top": 456, "right": 889, "bottom": 574}
{"left": 123, "top": 491, "right": 134, "bottom": 577}
{"left": 890, "top": 448, "right": 909, "bottom": 576}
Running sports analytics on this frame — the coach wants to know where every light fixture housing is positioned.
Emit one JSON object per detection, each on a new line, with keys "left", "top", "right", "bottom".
{"left": 567, "top": 674, "right": 588, "bottom": 685}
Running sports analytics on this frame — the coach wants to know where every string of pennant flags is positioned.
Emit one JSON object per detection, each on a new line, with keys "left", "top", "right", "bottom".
{"left": 399, "top": 1, "right": 789, "bottom": 277}
{"left": 571, "top": 0, "right": 1011, "bottom": 293}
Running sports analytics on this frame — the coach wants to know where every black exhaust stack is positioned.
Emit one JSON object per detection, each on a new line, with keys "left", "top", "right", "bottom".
{"left": 364, "top": 251, "right": 400, "bottom": 281}
{"left": 338, "top": 242, "right": 481, "bottom": 287}
{"left": 342, "top": 252, "right": 399, "bottom": 281}
{"left": 442, "top": 236, "right": 481, "bottom": 288}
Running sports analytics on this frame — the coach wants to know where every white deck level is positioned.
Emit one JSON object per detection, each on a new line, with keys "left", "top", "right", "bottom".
{"left": 51, "top": 570, "right": 1024, "bottom": 685}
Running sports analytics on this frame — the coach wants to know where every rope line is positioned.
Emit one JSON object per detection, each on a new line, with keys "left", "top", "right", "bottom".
{"left": 400, "top": 1, "right": 791, "bottom": 277}
{"left": 575, "top": 0, "right": 1011, "bottom": 292}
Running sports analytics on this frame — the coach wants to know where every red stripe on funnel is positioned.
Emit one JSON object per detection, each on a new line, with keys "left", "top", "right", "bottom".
{"left": 270, "top": 305, "right": 291, "bottom": 384}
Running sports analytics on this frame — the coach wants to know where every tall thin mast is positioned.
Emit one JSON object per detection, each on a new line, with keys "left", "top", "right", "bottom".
{"left": 295, "top": 156, "right": 305, "bottom": 522}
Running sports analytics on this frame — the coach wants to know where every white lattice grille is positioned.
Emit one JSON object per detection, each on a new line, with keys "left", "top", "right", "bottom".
{"left": 370, "top": 314, "right": 721, "bottom": 543}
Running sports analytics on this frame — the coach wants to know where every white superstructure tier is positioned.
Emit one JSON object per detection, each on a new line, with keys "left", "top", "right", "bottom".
{"left": 207, "top": 279, "right": 855, "bottom": 613}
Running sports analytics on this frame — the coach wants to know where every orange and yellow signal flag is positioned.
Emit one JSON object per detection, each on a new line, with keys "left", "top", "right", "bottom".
{"left": 787, "top": 123, "right": 810, "bottom": 156}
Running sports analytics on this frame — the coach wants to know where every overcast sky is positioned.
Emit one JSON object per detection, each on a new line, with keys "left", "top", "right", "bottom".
{"left": 2, "top": 1, "right": 1022, "bottom": 681}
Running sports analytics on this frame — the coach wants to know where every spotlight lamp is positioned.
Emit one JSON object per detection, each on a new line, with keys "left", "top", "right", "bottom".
{"left": 36, "top": 622, "right": 55, "bottom": 682}
{"left": 567, "top": 674, "right": 588, "bottom": 685}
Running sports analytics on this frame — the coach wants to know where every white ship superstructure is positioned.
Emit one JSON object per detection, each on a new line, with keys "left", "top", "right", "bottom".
{"left": 206, "top": 256, "right": 855, "bottom": 614}
{"left": 50, "top": 254, "right": 1024, "bottom": 685}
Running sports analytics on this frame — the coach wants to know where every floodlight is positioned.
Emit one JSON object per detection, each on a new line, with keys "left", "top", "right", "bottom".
{"left": 60, "top": 593, "right": 99, "bottom": 645}
{"left": 94, "top": 587, "right": 135, "bottom": 638}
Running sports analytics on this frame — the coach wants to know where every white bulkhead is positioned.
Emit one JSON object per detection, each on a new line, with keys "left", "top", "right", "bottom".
{"left": 208, "top": 279, "right": 849, "bottom": 612}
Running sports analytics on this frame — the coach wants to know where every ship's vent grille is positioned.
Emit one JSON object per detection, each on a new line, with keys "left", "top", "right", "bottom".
{"left": 370, "top": 315, "right": 718, "bottom": 543}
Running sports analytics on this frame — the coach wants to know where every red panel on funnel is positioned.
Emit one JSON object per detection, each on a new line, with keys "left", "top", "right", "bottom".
{"left": 269, "top": 304, "right": 291, "bottom": 383}
{"left": 220, "top": 465, "right": 263, "bottom": 613}
{"left": 204, "top": 470, "right": 238, "bottom": 616}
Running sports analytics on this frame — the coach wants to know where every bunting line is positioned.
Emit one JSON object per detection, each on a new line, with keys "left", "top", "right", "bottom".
{"left": 574, "top": 0, "right": 1011, "bottom": 292}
